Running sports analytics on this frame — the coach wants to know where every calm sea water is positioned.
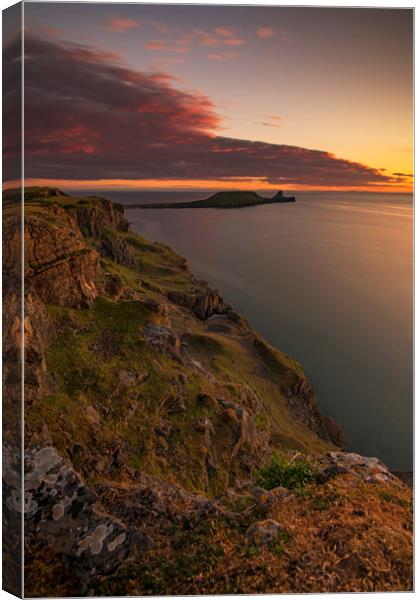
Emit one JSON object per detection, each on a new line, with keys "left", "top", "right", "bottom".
{"left": 70, "top": 190, "right": 413, "bottom": 469}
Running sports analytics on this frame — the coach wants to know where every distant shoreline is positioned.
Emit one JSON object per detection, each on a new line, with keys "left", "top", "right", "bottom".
{"left": 130, "top": 190, "right": 296, "bottom": 209}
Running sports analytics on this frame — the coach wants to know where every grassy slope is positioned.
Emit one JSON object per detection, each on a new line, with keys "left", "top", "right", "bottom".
{"left": 17, "top": 188, "right": 412, "bottom": 594}
{"left": 23, "top": 189, "right": 330, "bottom": 496}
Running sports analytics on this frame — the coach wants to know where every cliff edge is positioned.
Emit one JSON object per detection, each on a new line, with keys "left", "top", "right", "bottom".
{"left": 3, "top": 187, "right": 412, "bottom": 595}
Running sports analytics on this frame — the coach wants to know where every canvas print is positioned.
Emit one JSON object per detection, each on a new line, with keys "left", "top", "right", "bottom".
{"left": 2, "top": 2, "right": 413, "bottom": 597}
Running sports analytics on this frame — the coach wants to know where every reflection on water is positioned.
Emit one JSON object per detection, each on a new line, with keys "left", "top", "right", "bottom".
{"left": 78, "top": 190, "right": 413, "bottom": 469}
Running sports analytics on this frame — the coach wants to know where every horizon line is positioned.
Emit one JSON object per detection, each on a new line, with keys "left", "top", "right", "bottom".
{"left": 3, "top": 178, "right": 414, "bottom": 195}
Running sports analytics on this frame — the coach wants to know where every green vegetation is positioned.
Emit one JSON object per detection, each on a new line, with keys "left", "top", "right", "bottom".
{"left": 271, "top": 531, "right": 293, "bottom": 556}
{"left": 379, "top": 491, "right": 411, "bottom": 508}
{"left": 256, "top": 453, "right": 315, "bottom": 490}
{"left": 312, "top": 494, "right": 330, "bottom": 511}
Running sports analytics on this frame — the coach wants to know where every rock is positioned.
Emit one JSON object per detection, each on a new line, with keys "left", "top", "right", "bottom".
{"left": 197, "top": 393, "right": 218, "bottom": 410}
{"left": 144, "top": 323, "right": 181, "bottom": 358}
{"left": 23, "top": 206, "right": 102, "bottom": 308}
{"left": 195, "top": 418, "right": 215, "bottom": 447}
{"left": 253, "top": 336, "right": 344, "bottom": 448}
{"left": 245, "top": 519, "right": 285, "bottom": 546}
{"left": 316, "top": 464, "right": 349, "bottom": 484}
{"left": 74, "top": 197, "right": 130, "bottom": 238}
{"left": 99, "top": 230, "right": 134, "bottom": 267}
{"left": 164, "top": 396, "right": 186, "bottom": 414}
{"left": 392, "top": 471, "right": 413, "bottom": 487}
{"left": 255, "top": 486, "right": 290, "bottom": 509}
{"left": 142, "top": 298, "right": 170, "bottom": 325}
{"left": 219, "top": 399, "right": 255, "bottom": 456}
{"left": 167, "top": 282, "right": 230, "bottom": 320}
{"left": 118, "top": 369, "right": 148, "bottom": 387}
{"left": 325, "top": 452, "right": 400, "bottom": 485}
{"left": 155, "top": 421, "right": 172, "bottom": 437}
{"left": 142, "top": 298, "right": 169, "bottom": 317}
{"left": 86, "top": 406, "right": 101, "bottom": 426}
{"left": 239, "top": 384, "right": 263, "bottom": 415}
{"left": 89, "top": 328, "right": 118, "bottom": 360}
{"left": 25, "top": 446, "right": 150, "bottom": 595}
{"left": 23, "top": 294, "right": 57, "bottom": 405}
{"left": 103, "top": 273, "right": 126, "bottom": 299}
{"left": 321, "top": 415, "right": 346, "bottom": 449}
{"left": 178, "top": 372, "right": 188, "bottom": 384}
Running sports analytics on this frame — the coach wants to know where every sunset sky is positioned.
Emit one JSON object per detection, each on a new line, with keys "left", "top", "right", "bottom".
{"left": 4, "top": 4, "right": 413, "bottom": 191}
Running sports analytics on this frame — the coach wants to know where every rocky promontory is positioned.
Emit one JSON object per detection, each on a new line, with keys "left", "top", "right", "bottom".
{"left": 132, "top": 189, "right": 296, "bottom": 209}
{"left": 3, "top": 187, "right": 412, "bottom": 596}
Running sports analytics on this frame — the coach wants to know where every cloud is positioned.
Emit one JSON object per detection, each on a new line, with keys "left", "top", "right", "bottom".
{"left": 103, "top": 17, "right": 141, "bottom": 32}
{"left": 148, "top": 20, "right": 170, "bottom": 34}
{"left": 142, "top": 26, "right": 246, "bottom": 54}
{"left": 207, "top": 53, "right": 224, "bottom": 61}
{"left": 393, "top": 172, "right": 413, "bottom": 177}
{"left": 261, "top": 115, "right": 283, "bottom": 127}
{"left": 188, "top": 28, "right": 245, "bottom": 48}
{"left": 257, "top": 27, "right": 274, "bottom": 39}
{"left": 145, "top": 40, "right": 188, "bottom": 53}
{"left": 213, "top": 27, "right": 235, "bottom": 38}
{"left": 207, "top": 52, "right": 238, "bottom": 62}
{"left": 4, "top": 32, "right": 399, "bottom": 188}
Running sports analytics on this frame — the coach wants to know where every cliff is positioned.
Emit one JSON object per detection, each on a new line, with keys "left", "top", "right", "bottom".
{"left": 3, "top": 187, "right": 412, "bottom": 595}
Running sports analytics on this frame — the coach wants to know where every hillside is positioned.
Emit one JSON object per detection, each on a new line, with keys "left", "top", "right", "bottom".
{"left": 3, "top": 186, "right": 412, "bottom": 595}
{"left": 132, "top": 190, "right": 296, "bottom": 209}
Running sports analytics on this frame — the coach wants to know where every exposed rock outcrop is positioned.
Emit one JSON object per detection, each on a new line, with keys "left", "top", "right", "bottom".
{"left": 168, "top": 282, "right": 230, "bottom": 320}
{"left": 25, "top": 446, "right": 151, "bottom": 595}
{"left": 24, "top": 205, "right": 102, "bottom": 307}
{"left": 73, "top": 197, "right": 130, "bottom": 237}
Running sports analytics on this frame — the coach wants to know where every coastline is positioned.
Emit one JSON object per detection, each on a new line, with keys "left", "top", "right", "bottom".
{"left": 3, "top": 187, "right": 412, "bottom": 595}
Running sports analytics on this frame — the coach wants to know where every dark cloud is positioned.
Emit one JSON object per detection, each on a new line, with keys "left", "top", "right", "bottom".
{"left": 4, "top": 33, "right": 399, "bottom": 187}
{"left": 393, "top": 172, "right": 413, "bottom": 178}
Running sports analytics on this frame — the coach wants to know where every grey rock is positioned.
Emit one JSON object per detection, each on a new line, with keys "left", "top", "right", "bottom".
{"left": 245, "top": 519, "right": 285, "bottom": 546}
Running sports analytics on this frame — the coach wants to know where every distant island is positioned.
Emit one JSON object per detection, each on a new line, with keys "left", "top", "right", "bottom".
{"left": 131, "top": 190, "right": 296, "bottom": 209}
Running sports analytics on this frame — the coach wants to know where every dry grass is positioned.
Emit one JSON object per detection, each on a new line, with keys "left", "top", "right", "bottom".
{"left": 94, "top": 474, "right": 412, "bottom": 596}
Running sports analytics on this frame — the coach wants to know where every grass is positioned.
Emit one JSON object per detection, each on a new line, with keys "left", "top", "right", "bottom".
{"left": 312, "top": 494, "right": 330, "bottom": 511}
{"left": 379, "top": 491, "right": 411, "bottom": 509}
{"left": 256, "top": 453, "right": 315, "bottom": 491}
{"left": 255, "top": 413, "right": 269, "bottom": 431}
{"left": 271, "top": 531, "right": 293, "bottom": 556}
{"left": 21, "top": 188, "right": 331, "bottom": 494}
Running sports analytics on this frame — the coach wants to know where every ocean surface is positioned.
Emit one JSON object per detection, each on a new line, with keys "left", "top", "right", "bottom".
{"left": 70, "top": 190, "right": 413, "bottom": 469}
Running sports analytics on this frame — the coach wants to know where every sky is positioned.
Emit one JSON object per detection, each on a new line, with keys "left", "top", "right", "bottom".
{"left": 3, "top": 3, "right": 414, "bottom": 191}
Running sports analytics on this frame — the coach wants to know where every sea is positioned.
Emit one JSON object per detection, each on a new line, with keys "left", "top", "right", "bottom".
{"left": 69, "top": 189, "right": 413, "bottom": 470}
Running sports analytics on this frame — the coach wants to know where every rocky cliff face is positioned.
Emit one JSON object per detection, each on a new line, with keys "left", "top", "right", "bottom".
{"left": 24, "top": 205, "right": 102, "bottom": 307}
{"left": 3, "top": 187, "right": 412, "bottom": 596}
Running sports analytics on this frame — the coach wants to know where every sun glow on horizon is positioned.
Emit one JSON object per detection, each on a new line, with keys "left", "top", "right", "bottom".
{"left": 3, "top": 177, "right": 413, "bottom": 195}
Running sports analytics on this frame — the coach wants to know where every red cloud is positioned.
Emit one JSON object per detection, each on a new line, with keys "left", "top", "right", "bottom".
{"left": 144, "top": 40, "right": 188, "bottom": 53}
{"left": 3, "top": 32, "right": 399, "bottom": 189}
{"left": 257, "top": 27, "right": 274, "bottom": 39}
{"left": 103, "top": 17, "right": 141, "bottom": 32}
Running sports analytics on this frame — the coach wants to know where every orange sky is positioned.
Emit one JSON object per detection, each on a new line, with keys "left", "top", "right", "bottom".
{"left": 6, "top": 177, "right": 413, "bottom": 194}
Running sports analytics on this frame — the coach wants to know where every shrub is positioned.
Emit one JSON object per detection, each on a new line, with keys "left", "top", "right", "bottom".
{"left": 256, "top": 453, "right": 315, "bottom": 490}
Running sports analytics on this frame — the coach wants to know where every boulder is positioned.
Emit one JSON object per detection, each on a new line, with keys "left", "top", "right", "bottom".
{"left": 144, "top": 323, "right": 181, "bottom": 358}
{"left": 245, "top": 519, "right": 285, "bottom": 546}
